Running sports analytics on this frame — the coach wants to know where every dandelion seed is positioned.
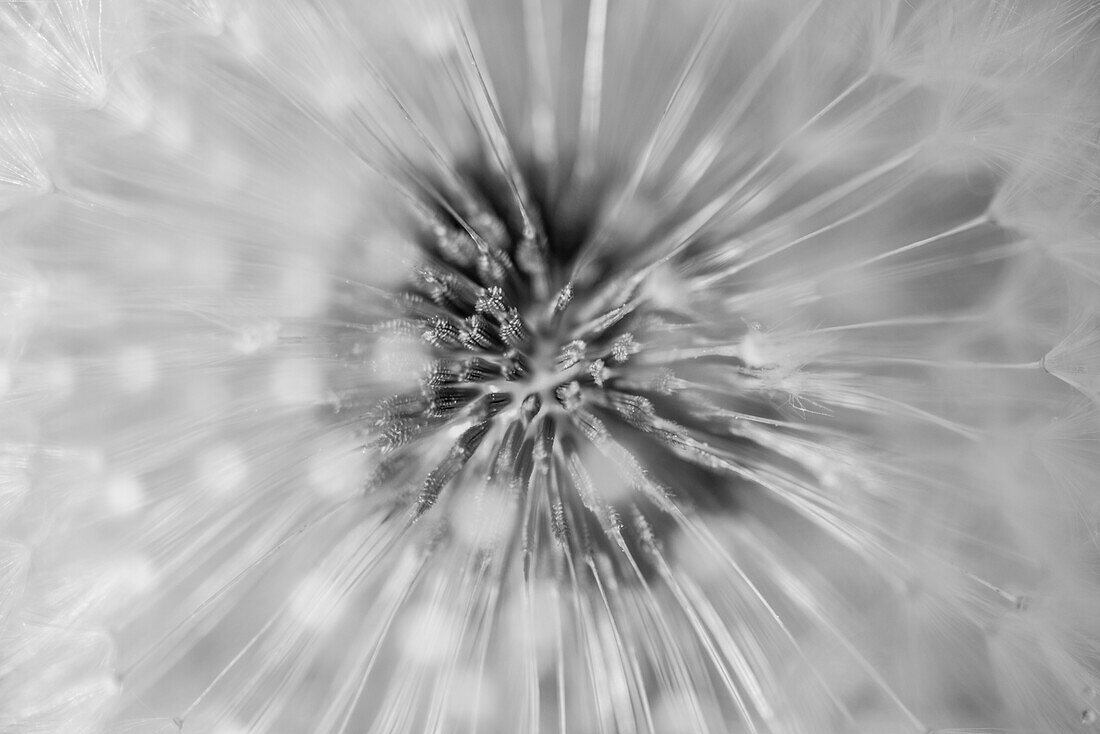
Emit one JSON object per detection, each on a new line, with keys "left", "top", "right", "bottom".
{"left": 1044, "top": 311, "right": 1100, "bottom": 404}
{"left": 3, "top": 0, "right": 1100, "bottom": 733}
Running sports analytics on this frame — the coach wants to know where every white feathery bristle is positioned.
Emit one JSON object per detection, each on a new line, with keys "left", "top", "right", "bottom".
{"left": 0, "top": 0, "right": 111, "bottom": 110}
{"left": 1045, "top": 312, "right": 1100, "bottom": 402}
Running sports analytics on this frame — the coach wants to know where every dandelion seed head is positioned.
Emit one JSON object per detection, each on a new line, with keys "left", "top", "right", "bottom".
{"left": 3, "top": 0, "right": 1100, "bottom": 732}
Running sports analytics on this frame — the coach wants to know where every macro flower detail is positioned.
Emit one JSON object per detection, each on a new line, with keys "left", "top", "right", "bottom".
{"left": 333, "top": 145, "right": 763, "bottom": 566}
{"left": 3, "top": 1, "right": 1100, "bottom": 733}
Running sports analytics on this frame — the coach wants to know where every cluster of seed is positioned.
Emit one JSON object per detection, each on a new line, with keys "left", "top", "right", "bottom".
{"left": 325, "top": 159, "right": 765, "bottom": 574}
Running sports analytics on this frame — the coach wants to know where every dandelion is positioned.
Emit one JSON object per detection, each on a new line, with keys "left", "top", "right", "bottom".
{"left": 3, "top": 0, "right": 1100, "bottom": 732}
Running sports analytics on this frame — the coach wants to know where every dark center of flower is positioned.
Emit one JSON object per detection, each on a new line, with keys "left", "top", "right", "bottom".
{"left": 328, "top": 155, "right": 745, "bottom": 573}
